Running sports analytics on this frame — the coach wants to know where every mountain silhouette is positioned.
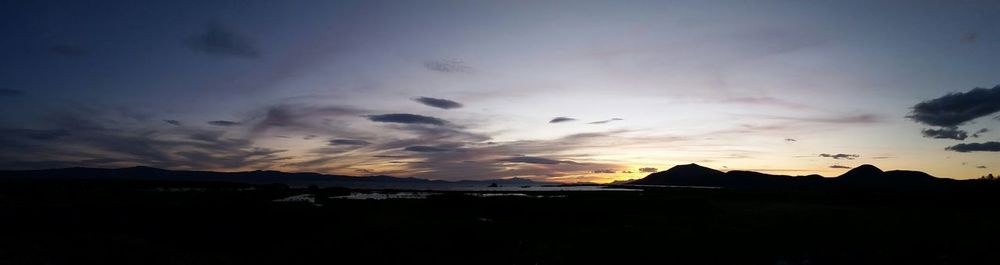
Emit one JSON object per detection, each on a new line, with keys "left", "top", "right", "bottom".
{"left": 632, "top": 163, "right": 954, "bottom": 189}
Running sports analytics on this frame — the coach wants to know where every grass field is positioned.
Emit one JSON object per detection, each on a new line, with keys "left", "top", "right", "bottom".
{"left": 2, "top": 183, "right": 999, "bottom": 265}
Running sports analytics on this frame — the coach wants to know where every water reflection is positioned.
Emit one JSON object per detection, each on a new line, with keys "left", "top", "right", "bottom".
{"left": 332, "top": 192, "right": 440, "bottom": 200}
{"left": 466, "top": 193, "right": 567, "bottom": 198}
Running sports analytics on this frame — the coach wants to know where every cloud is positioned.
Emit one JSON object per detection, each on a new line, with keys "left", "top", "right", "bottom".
{"left": 973, "top": 128, "right": 989, "bottom": 138}
{"left": 0, "top": 112, "right": 289, "bottom": 171}
{"left": 588, "top": 118, "right": 623, "bottom": 124}
{"left": 208, "top": 120, "right": 242, "bottom": 126}
{"left": 549, "top": 117, "right": 576, "bottom": 123}
{"left": 186, "top": 22, "right": 259, "bottom": 58}
{"left": 329, "top": 139, "right": 371, "bottom": 146}
{"left": 251, "top": 105, "right": 363, "bottom": 133}
{"left": 722, "top": 96, "right": 810, "bottom": 109}
{"left": 413, "top": 97, "right": 463, "bottom": 109}
{"left": 819, "top": 153, "right": 859, "bottom": 160}
{"left": 592, "top": 169, "right": 616, "bottom": 174}
{"left": 0, "top": 129, "right": 71, "bottom": 141}
{"left": 921, "top": 127, "right": 968, "bottom": 140}
{"left": 48, "top": 45, "right": 88, "bottom": 57}
{"left": 977, "top": 165, "right": 987, "bottom": 169}
{"left": 907, "top": 85, "right": 1000, "bottom": 127}
{"left": 163, "top": 120, "right": 182, "bottom": 126}
{"left": 961, "top": 32, "right": 979, "bottom": 43}
{"left": 785, "top": 138, "right": 797, "bottom": 142}
{"left": 368, "top": 113, "right": 448, "bottom": 126}
{"left": 638, "top": 167, "right": 658, "bottom": 173}
{"left": 284, "top": 157, "right": 335, "bottom": 168}
{"left": 403, "top": 146, "right": 451, "bottom": 152}
{"left": 501, "top": 156, "right": 570, "bottom": 165}
{"left": 829, "top": 165, "right": 851, "bottom": 169}
{"left": 783, "top": 114, "right": 880, "bottom": 124}
{"left": 0, "top": 88, "right": 24, "bottom": 96}
{"left": 946, "top": 141, "right": 1000, "bottom": 152}
{"left": 373, "top": 155, "right": 410, "bottom": 159}
{"left": 423, "top": 60, "right": 473, "bottom": 73}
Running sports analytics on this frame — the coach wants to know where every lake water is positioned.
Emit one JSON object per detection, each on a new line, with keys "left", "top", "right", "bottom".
{"left": 308, "top": 182, "right": 642, "bottom": 191}
{"left": 332, "top": 192, "right": 441, "bottom": 200}
{"left": 328, "top": 191, "right": 576, "bottom": 200}
{"left": 272, "top": 185, "right": 641, "bottom": 202}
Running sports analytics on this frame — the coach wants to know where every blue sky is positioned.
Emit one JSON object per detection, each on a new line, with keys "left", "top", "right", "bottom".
{"left": 2, "top": 0, "right": 999, "bottom": 182}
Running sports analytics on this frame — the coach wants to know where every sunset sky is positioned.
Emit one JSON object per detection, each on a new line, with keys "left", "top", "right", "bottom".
{"left": 2, "top": 0, "right": 999, "bottom": 182}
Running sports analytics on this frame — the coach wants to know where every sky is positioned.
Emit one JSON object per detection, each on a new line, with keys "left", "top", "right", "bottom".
{"left": 1, "top": 0, "right": 1000, "bottom": 183}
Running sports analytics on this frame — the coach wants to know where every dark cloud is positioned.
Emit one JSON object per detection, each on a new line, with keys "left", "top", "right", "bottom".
{"left": 423, "top": 60, "right": 473, "bottom": 73}
{"left": 790, "top": 114, "right": 880, "bottom": 124}
{"left": 977, "top": 165, "right": 988, "bottom": 169}
{"left": 360, "top": 130, "right": 630, "bottom": 180}
{"left": 961, "top": 32, "right": 979, "bottom": 43}
{"left": 638, "top": 167, "right": 658, "bottom": 173}
{"left": 588, "top": 118, "right": 623, "bottom": 124}
{"left": 373, "top": 155, "right": 410, "bottom": 159}
{"left": 0, "top": 129, "right": 71, "bottom": 141}
{"left": 329, "top": 139, "right": 371, "bottom": 146}
{"left": 0, "top": 88, "right": 24, "bottom": 96}
{"left": 251, "top": 105, "right": 363, "bottom": 134}
{"left": 48, "top": 45, "right": 88, "bottom": 57}
{"left": 785, "top": 138, "right": 797, "bottom": 142}
{"left": 501, "top": 156, "right": 569, "bottom": 165}
{"left": 829, "top": 165, "right": 851, "bottom": 169}
{"left": 303, "top": 135, "right": 317, "bottom": 140}
{"left": 368, "top": 113, "right": 448, "bottom": 126}
{"left": 186, "top": 22, "right": 259, "bottom": 58}
{"left": 403, "top": 146, "right": 451, "bottom": 152}
{"left": 907, "top": 85, "right": 1000, "bottom": 127}
{"left": 921, "top": 127, "right": 968, "bottom": 140}
{"left": 45, "top": 107, "right": 109, "bottom": 131}
{"left": 208, "top": 120, "right": 242, "bottom": 126}
{"left": 946, "top": 141, "right": 1000, "bottom": 152}
{"left": 0, "top": 106, "right": 290, "bottom": 171}
{"left": 819, "top": 153, "right": 860, "bottom": 160}
{"left": 113, "top": 107, "right": 153, "bottom": 122}
{"left": 621, "top": 170, "right": 634, "bottom": 174}
{"left": 163, "top": 120, "right": 182, "bottom": 126}
{"left": 549, "top": 117, "right": 576, "bottom": 123}
{"left": 592, "top": 169, "right": 616, "bottom": 174}
{"left": 413, "top": 97, "right": 463, "bottom": 109}
{"left": 972, "top": 128, "right": 989, "bottom": 138}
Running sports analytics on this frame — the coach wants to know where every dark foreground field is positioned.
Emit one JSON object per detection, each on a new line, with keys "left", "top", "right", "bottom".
{"left": 2, "top": 182, "right": 999, "bottom": 265}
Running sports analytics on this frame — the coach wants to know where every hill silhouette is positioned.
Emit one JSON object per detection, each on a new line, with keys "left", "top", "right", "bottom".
{"left": 832, "top": 164, "right": 952, "bottom": 188}
{"left": 630, "top": 163, "right": 724, "bottom": 186}
{"left": 0, "top": 166, "right": 549, "bottom": 187}
{"left": 632, "top": 163, "right": 955, "bottom": 189}
{"left": 0, "top": 164, "right": 962, "bottom": 190}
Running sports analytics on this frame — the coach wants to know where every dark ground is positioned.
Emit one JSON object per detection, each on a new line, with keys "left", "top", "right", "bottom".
{"left": 1, "top": 181, "right": 999, "bottom": 265}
